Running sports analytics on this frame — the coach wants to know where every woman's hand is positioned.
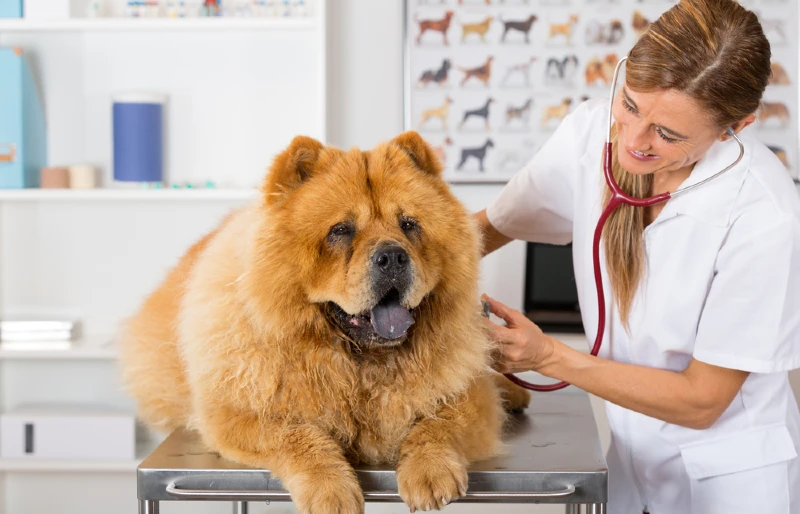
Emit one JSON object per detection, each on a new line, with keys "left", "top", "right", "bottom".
{"left": 481, "top": 294, "right": 556, "bottom": 374}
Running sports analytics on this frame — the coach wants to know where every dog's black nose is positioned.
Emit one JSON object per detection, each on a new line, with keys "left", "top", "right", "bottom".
{"left": 373, "top": 245, "right": 409, "bottom": 274}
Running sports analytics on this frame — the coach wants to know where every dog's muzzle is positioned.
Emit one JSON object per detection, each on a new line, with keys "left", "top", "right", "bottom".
{"left": 369, "top": 244, "right": 414, "bottom": 340}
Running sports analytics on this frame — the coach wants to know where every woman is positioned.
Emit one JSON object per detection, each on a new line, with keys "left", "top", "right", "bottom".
{"left": 477, "top": 0, "right": 800, "bottom": 512}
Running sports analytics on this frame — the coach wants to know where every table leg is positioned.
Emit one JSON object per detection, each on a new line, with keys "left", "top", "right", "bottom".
{"left": 566, "top": 505, "right": 581, "bottom": 514}
{"left": 139, "top": 500, "right": 159, "bottom": 514}
{"left": 233, "top": 501, "right": 248, "bottom": 514}
{"left": 587, "top": 504, "right": 606, "bottom": 514}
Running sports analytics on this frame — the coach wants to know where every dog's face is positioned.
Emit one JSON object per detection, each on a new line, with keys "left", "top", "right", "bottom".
{"left": 262, "top": 132, "right": 477, "bottom": 349}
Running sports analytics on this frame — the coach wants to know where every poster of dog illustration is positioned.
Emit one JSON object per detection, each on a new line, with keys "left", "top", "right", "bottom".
{"left": 404, "top": 0, "right": 798, "bottom": 183}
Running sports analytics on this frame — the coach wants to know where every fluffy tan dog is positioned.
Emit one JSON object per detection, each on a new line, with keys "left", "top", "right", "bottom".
{"left": 120, "top": 131, "right": 530, "bottom": 513}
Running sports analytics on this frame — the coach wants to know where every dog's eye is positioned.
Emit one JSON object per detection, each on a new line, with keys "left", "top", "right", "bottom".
{"left": 328, "top": 222, "right": 354, "bottom": 240}
{"left": 400, "top": 217, "right": 419, "bottom": 232}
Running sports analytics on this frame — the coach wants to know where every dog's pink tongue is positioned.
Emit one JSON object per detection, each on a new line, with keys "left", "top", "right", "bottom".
{"left": 370, "top": 300, "right": 414, "bottom": 340}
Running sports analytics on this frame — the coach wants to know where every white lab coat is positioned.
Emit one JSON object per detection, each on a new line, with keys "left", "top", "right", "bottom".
{"left": 487, "top": 99, "right": 800, "bottom": 513}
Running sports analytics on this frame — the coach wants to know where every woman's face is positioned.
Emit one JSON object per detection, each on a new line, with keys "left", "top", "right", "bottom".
{"left": 611, "top": 85, "right": 728, "bottom": 176}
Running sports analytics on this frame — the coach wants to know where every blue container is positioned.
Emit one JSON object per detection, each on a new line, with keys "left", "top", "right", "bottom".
{"left": 0, "top": 48, "right": 47, "bottom": 188}
{"left": 112, "top": 93, "right": 166, "bottom": 183}
{"left": 0, "top": 0, "right": 22, "bottom": 18}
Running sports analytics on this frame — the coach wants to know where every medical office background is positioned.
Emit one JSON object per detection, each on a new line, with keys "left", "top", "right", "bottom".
{"left": 0, "top": 0, "right": 798, "bottom": 513}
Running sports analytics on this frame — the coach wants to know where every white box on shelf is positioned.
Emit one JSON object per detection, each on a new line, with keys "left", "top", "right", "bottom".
{"left": 0, "top": 404, "right": 135, "bottom": 460}
{"left": 22, "top": 0, "right": 81, "bottom": 19}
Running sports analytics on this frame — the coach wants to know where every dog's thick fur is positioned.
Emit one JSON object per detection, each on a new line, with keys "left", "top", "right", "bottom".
{"left": 120, "top": 131, "right": 529, "bottom": 513}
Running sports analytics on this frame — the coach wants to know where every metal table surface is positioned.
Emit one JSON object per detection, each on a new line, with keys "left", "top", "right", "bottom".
{"left": 137, "top": 389, "right": 607, "bottom": 513}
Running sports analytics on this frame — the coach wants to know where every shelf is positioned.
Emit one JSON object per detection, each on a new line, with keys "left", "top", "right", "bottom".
{"left": 0, "top": 16, "right": 318, "bottom": 32}
{"left": 0, "top": 188, "right": 259, "bottom": 201}
{"left": 0, "top": 437, "right": 160, "bottom": 472}
{"left": 0, "top": 334, "right": 117, "bottom": 360}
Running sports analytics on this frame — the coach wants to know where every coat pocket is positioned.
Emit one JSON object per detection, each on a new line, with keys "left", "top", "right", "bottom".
{"left": 679, "top": 424, "right": 797, "bottom": 480}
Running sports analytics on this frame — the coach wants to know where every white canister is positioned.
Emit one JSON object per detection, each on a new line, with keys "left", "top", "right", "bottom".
{"left": 68, "top": 165, "right": 96, "bottom": 189}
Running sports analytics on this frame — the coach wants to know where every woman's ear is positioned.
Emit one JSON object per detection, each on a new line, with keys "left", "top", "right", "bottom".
{"left": 722, "top": 114, "right": 757, "bottom": 140}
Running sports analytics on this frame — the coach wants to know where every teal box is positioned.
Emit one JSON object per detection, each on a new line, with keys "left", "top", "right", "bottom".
{"left": 0, "top": 0, "right": 22, "bottom": 18}
{"left": 0, "top": 48, "right": 47, "bottom": 188}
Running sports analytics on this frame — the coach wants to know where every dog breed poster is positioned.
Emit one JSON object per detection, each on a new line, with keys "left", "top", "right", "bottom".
{"left": 404, "top": 0, "right": 798, "bottom": 183}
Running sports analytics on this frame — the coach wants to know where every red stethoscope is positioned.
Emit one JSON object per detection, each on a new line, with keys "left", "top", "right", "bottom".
{"left": 505, "top": 57, "right": 745, "bottom": 392}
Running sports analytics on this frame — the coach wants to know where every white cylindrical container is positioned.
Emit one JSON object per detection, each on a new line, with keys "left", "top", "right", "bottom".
{"left": 68, "top": 164, "right": 96, "bottom": 189}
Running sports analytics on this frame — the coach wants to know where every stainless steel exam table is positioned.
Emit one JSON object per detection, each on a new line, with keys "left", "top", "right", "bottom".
{"left": 137, "top": 389, "right": 608, "bottom": 513}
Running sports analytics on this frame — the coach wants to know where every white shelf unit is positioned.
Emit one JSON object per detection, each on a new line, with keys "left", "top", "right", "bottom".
{"left": 0, "top": 436, "right": 160, "bottom": 472}
{"left": 0, "top": 16, "right": 319, "bottom": 31}
{"left": 0, "top": 2, "right": 326, "bottom": 513}
{"left": 0, "top": 187, "right": 259, "bottom": 200}
{"left": 0, "top": 334, "right": 116, "bottom": 359}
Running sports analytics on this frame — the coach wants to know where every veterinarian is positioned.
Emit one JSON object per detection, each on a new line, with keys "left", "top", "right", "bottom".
{"left": 475, "top": 1, "right": 800, "bottom": 513}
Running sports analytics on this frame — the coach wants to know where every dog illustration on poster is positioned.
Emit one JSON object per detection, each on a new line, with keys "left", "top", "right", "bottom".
{"left": 416, "top": 11, "right": 454, "bottom": 45}
{"left": 456, "top": 139, "right": 495, "bottom": 172}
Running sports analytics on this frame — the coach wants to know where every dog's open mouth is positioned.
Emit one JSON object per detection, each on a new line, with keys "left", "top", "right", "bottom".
{"left": 329, "top": 289, "right": 416, "bottom": 346}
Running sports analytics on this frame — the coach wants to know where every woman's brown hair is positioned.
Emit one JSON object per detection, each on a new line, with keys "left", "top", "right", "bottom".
{"left": 605, "top": 0, "right": 771, "bottom": 326}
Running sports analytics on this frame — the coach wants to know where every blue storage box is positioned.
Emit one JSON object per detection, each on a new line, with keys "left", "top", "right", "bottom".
{"left": 0, "top": 0, "right": 22, "bottom": 18}
{"left": 0, "top": 48, "right": 47, "bottom": 189}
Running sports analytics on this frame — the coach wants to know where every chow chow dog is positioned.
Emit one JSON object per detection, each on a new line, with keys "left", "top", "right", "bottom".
{"left": 120, "top": 131, "right": 530, "bottom": 513}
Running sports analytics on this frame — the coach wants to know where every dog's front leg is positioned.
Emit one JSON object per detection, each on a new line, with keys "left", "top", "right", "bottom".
{"left": 396, "top": 375, "right": 505, "bottom": 512}
{"left": 198, "top": 405, "right": 364, "bottom": 514}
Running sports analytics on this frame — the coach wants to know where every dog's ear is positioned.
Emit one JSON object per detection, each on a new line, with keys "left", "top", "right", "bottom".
{"left": 263, "top": 135, "right": 325, "bottom": 204}
{"left": 390, "top": 131, "right": 443, "bottom": 177}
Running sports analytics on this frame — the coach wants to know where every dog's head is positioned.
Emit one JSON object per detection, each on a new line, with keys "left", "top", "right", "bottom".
{"left": 442, "top": 59, "right": 452, "bottom": 70}
{"left": 258, "top": 132, "right": 480, "bottom": 349}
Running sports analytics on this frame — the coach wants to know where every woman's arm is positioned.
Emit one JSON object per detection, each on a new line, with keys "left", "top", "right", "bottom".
{"left": 473, "top": 209, "right": 514, "bottom": 257}
{"left": 485, "top": 295, "right": 749, "bottom": 430}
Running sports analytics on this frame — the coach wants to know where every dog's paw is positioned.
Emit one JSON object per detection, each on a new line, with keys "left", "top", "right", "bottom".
{"left": 493, "top": 373, "right": 532, "bottom": 412}
{"left": 291, "top": 471, "right": 365, "bottom": 514}
{"left": 397, "top": 446, "right": 468, "bottom": 512}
